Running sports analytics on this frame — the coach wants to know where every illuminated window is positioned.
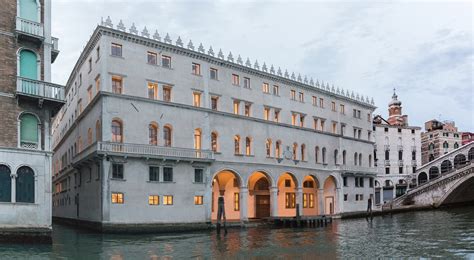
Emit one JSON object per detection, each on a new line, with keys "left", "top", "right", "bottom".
{"left": 243, "top": 77, "right": 251, "bottom": 88}
{"left": 262, "top": 83, "right": 269, "bottom": 93}
{"left": 309, "top": 193, "right": 314, "bottom": 208}
{"left": 111, "top": 76, "right": 122, "bottom": 94}
{"left": 192, "top": 63, "right": 201, "bottom": 75}
{"left": 148, "top": 82, "right": 158, "bottom": 99}
{"left": 148, "top": 195, "right": 159, "bottom": 205}
{"left": 298, "top": 92, "right": 304, "bottom": 102}
{"left": 111, "top": 119, "right": 123, "bottom": 143}
{"left": 147, "top": 51, "right": 157, "bottom": 65}
{"left": 285, "top": 193, "right": 296, "bottom": 208}
{"left": 211, "top": 132, "right": 218, "bottom": 152}
{"left": 211, "top": 96, "right": 218, "bottom": 110}
{"left": 194, "top": 129, "right": 202, "bottom": 150}
{"left": 111, "top": 192, "right": 124, "bottom": 204}
{"left": 210, "top": 68, "right": 218, "bottom": 80}
{"left": 291, "top": 114, "right": 297, "bottom": 126}
{"left": 194, "top": 196, "right": 203, "bottom": 205}
{"left": 193, "top": 92, "right": 201, "bottom": 107}
{"left": 244, "top": 103, "right": 251, "bottom": 117}
{"left": 274, "top": 110, "right": 280, "bottom": 122}
{"left": 233, "top": 100, "right": 240, "bottom": 115}
{"left": 162, "top": 55, "right": 171, "bottom": 68}
{"left": 273, "top": 85, "right": 279, "bottom": 95}
{"left": 266, "top": 139, "right": 272, "bottom": 157}
{"left": 319, "top": 98, "right": 324, "bottom": 108}
{"left": 111, "top": 43, "right": 122, "bottom": 57}
{"left": 340, "top": 104, "right": 345, "bottom": 114}
{"left": 264, "top": 107, "right": 270, "bottom": 120}
{"left": 290, "top": 90, "right": 296, "bottom": 100}
{"left": 149, "top": 123, "right": 158, "bottom": 145}
{"left": 234, "top": 193, "right": 240, "bottom": 211}
{"left": 303, "top": 193, "right": 308, "bottom": 208}
{"left": 163, "top": 195, "right": 173, "bottom": 205}
{"left": 245, "top": 137, "right": 252, "bottom": 156}
{"left": 163, "top": 85, "right": 172, "bottom": 102}
{"left": 232, "top": 74, "right": 240, "bottom": 85}
{"left": 234, "top": 135, "right": 241, "bottom": 154}
{"left": 163, "top": 125, "right": 172, "bottom": 147}
{"left": 312, "top": 96, "right": 317, "bottom": 106}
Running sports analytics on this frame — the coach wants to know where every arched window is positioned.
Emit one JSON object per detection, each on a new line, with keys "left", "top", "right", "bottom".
{"left": 322, "top": 147, "right": 326, "bottom": 164}
{"left": 87, "top": 128, "right": 93, "bottom": 145}
{"left": 265, "top": 139, "right": 272, "bottom": 157}
{"left": 429, "top": 143, "right": 435, "bottom": 151}
{"left": 234, "top": 135, "right": 241, "bottom": 154}
{"left": 19, "top": 50, "right": 38, "bottom": 80}
{"left": 245, "top": 137, "right": 252, "bottom": 156}
{"left": 163, "top": 125, "right": 172, "bottom": 147}
{"left": 19, "top": 113, "right": 39, "bottom": 149}
{"left": 194, "top": 129, "right": 202, "bottom": 150}
{"left": 16, "top": 166, "right": 34, "bottom": 203}
{"left": 111, "top": 119, "right": 123, "bottom": 143}
{"left": 275, "top": 140, "right": 281, "bottom": 158}
{"left": 443, "top": 141, "right": 448, "bottom": 153}
{"left": 95, "top": 120, "right": 101, "bottom": 141}
{"left": 19, "top": 0, "right": 39, "bottom": 22}
{"left": 0, "top": 165, "right": 11, "bottom": 202}
{"left": 301, "top": 144, "right": 306, "bottom": 161}
{"left": 342, "top": 150, "right": 346, "bottom": 165}
{"left": 454, "top": 142, "right": 459, "bottom": 149}
{"left": 359, "top": 153, "right": 362, "bottom": 166}
{"left": 354, "top": 152, "right": 358, "bottom": 166}
{"left": 293, "top": 143, "right": 298, "bottom": 160}
{"left": 334, "top": 149, "right": 338, "bottom": 165}
{"left": 315, "top": 146, "right": 320, "bottom": 163}
{"left": 211, "top": 132, "right": 218, "bottom": 152}
{"left": 149, "top": 123, "right": 158, "bottom": 145}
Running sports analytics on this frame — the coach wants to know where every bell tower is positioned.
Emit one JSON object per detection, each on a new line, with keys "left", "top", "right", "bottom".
{"left": 387, "top": 89, "right": 408, "bottom": 126}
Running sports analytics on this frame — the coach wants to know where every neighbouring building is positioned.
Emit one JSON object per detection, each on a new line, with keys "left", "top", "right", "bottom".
{"left": 0, "top": 0, "right": 64, "bottom": 241}
{"left": 461, "top": 132, "right": 474, "bottom": 145}
{"left": 421, "top": 119, "right": 462, "bottom": 165}
{"left": 51, "top": 18, "right": 377, "bottom": 231}
{"left": 372, "top": 91, "right": 421, "bottom": 204}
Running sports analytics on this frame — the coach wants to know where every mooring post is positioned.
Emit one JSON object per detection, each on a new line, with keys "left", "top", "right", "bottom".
{"left": 217, "top": 196, "right": 227, "bottom": 235}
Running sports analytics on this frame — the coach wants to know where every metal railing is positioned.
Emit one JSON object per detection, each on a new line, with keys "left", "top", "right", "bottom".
{"left": 16, "top": 17, "right": 43, "bottom": 37}
{"left": 17, "top": 77, "right": 65, "bottom": 101}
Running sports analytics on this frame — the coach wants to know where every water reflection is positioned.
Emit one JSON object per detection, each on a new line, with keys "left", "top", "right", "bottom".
{"left": 0, "top": 206, "right": 473, "bottom": 259}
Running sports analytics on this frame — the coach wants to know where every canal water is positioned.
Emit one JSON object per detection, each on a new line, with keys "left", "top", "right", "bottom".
{"left": 1, "top": 206, "right": 473, "bottom": 259}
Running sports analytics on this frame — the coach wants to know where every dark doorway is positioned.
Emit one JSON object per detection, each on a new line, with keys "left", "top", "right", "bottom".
{"left": 255, "top": 195, "right": 270, "bottom": 218}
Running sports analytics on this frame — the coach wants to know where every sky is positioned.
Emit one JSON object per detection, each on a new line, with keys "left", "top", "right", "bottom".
{"left": 51, "top": 0, "right": 473, "bottom": 131}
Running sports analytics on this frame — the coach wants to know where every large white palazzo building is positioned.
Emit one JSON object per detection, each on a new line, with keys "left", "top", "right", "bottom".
{"left": 51, "top": 18, "right": 377, "bottom": 231}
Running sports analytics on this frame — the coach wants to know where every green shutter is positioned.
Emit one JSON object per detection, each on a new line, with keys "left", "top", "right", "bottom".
{"left": 20, "top": 50, "right": 37, "bottom": 80}
{"left": 0, "top": 166, "right": 11, "bottom": 202}
{"left": 19, "top": 0, "right": 38, "bottom": 22}
{"left": 16, "top": 167, "right": 35, "bottom": 203}
{"left": 20, "top": 114, "right": 38, "bottom": 143}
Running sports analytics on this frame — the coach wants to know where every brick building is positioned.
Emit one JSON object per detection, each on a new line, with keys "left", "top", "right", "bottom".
{"left": 421, "top": 119, "right": 462, "bottom": 165}
{"left": 0, "top": 0, "right": 64, "bottom": 242}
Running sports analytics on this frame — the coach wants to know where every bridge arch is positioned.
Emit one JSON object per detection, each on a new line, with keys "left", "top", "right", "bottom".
{"left": 468, "top": 147, "right": 474, "bottom": 161}
{"left": 437, "top": 174, "right": 474, "bottom": 207}
{"left": 453, "top": 154, "right": 467, "bottom": 169}
{"left": 440, "top": 160, "right": 453, "bottom": 174}
{"left": 429, "top": 166, "right": 439, "bottom": 180}
{"left": 418, "top": 172, "right": 428, "bottom": 184}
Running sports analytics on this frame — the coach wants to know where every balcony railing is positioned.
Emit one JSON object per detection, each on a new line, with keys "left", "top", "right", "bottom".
{"left": 385, "top": 160, "right": 390, "bottom": 166}
{"left": 16, "top": 17, "right": 44, "bottom": 38}
{"left": 398, "top": 160, "right": 404, "bottom": 166}
{"left": 17, "top": 77, "right": 65, "bottom": 102}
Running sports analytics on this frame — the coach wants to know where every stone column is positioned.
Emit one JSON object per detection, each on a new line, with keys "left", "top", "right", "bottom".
{"left": 101, "top": 159, "right": 111, "bottom": 222}
{"left": 335, "top": 187, "right": 342, "bottom": 214}
{"left": 296, "top": 187, "right": 303, "bottom": 216}
{"left": 11, "top": 174, "right": 16, "bottom": 203}
{"left": 318, "top": 188, "right": 324, "bottom": 215}
{"left": 204, "top": 167, "right": 212, "bottom": 223}
{"left": 240, "top": 186, "right": 249, "bottom": 222}
{"left": 270, "top": 186, "right": 278, "bottom": 217}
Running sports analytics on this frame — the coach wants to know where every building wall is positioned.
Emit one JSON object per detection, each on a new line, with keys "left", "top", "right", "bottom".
{"left": 421, "top": 130, "right": 462, "bottom": 165}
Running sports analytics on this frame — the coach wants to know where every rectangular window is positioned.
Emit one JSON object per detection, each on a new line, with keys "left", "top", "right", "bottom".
{"left": 233, "top": 100, "right": 240, "bottom": 115}
{"left": 385, "top": 167, "right": 390, "bottom": 174}
{"left": 194, "top": 196, "right": 203, "bottom": 205}
{"left": 320, "top": 119, "right": 325, "bottom": 131}
{"left": 299, "top": 115, "right": 305, "bottom": 127}
{"left": 112, "top": 164, "right": 123, "bottom": 179}
{"left": 331, "top": 102, "right": 336, "bottom": 112}
{"left": 163, "top": 195, "right": 173, "bottom": 205}
{"left": 88, "top": 58, "right": 92, "bottom": 72}
{"left": 149, "top": 166, "right": 159, "bottom": 181}
{"left": 95, "top": 75, "right": 101, "bottom": 92}
{"left": 309, "top": 193, "right": 314, "bottom": 208}
{"left": 192, "top": 63, "right": 201, "bottom": 75}
{"left": 273, "top": 85, "right": 279, "bottom": 96}
{"left": 274, "top": 110, "right": 280, "bottom": 122}
{"left": 291, "top": 114, "right": 297, "bottom": 126}
{"left": 193, "top": 92, "right": 201, "bottom": 107}
{"left": 399, "top": 167, "right": 403, "bottom": 174}
{"left": 290, "top": 90, "right": 296, "bottom": 100}
{"left": 340, "top": 104, "right": 345, "bottom": 114}
{"left": 211, "top": 96, "right": 218, "bottom": 110}
{"left": 111, "top": 192, "right": 124, "bottom": 204}
{"left": 368, "top": 113, "right": 372, "bottom": 122}
{"left": 148, "top": 82, "right": 158, "bottom": 99}
{"left": 303, "top": 193, "right": 308, "bottom": 208}
{"left": 147, "top": 51, "right": 157, "bottom": 65}
{"left": 244, "top": 103, "right": 251, "bottom": 117}
{"left": 163, "top": 167, "right": 173, "bottom": 182}
{"left": 319, "top": 98, "right": 324, "bottom": 108}
{"left": 285, "top": 179, "right": 291, "bottom": 187}
{"left": 234, "top": 193, "right": 240, "bottom": 211}
{"left": 344, "top": 194, "right": 348, "bottom": 201}
{"left": 264, "top": 107, "right": 270, "bottom": 120}
{"left": 299, "top": 92, "right": 304, "bottom": 102}
{"left": 243, "top": 77, "right": 251, "bottom": 89}
{"left": 232, "top": 74, "right": 240, "bottom": 85}
{"left": 194, "top": 168, "right": 204, "bottom": 183}
{"left": 285, "top": 193, "right": 296, "bottom": 208}
{"left": 312, "top": 96, "right": 317, "bottom": 106}
{"left": 332, "top": 122, "right": 337, "bottom": 134}
{"left": 357, "top": 110, "right": 361, "bottom": 119}
{"left": 111, "top": 76, "right": 123, "bottom": 94}
{"left": 162, "top": 55, "right": 171, "bottom": 68}
{"left": 210, "top": 68, "right": 218, "bottom": 80}
{"left": 163, "top": 86, "right": 172, "bottom": 102}
{"left": 111, "top": 43, "right": 122, "bottom": 57}
{"left": 87, "top": 86, "right": 93, "bottom": 103}
{"left": 343, "top": 176, "right": 348, "bottom": 187}
{"left": 148, "top": 195, "right": 159, "bottom": 205}
{"left": 262, "top": 83, "right": 270, "bottom": 93}
{"left": 96, "top": 46, "right": 100, "bottom": 61}
{"left": 314, "top": 118, "right": 318, "bottom": 130}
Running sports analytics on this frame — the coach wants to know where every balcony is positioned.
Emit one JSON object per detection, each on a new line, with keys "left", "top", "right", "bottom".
{"left": 16, "top": 17, "right": 44, "bottom": 42}
{"left": 384, "top": 160, "right": 390, "bottom": 166}
{"left": 398, "top": 160, "right": 404, "bottom": 166}
{"left": 51, "top": 37, "right": 59, "bottom": 63}
{"left": 384, "top": 145, "right": 390, "bottom": 151}
{"left": 73, "top": 142, "right": 214, "bottom": 165}
{"left": 16, "top": 77, "right": 65, "bottom": 106}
